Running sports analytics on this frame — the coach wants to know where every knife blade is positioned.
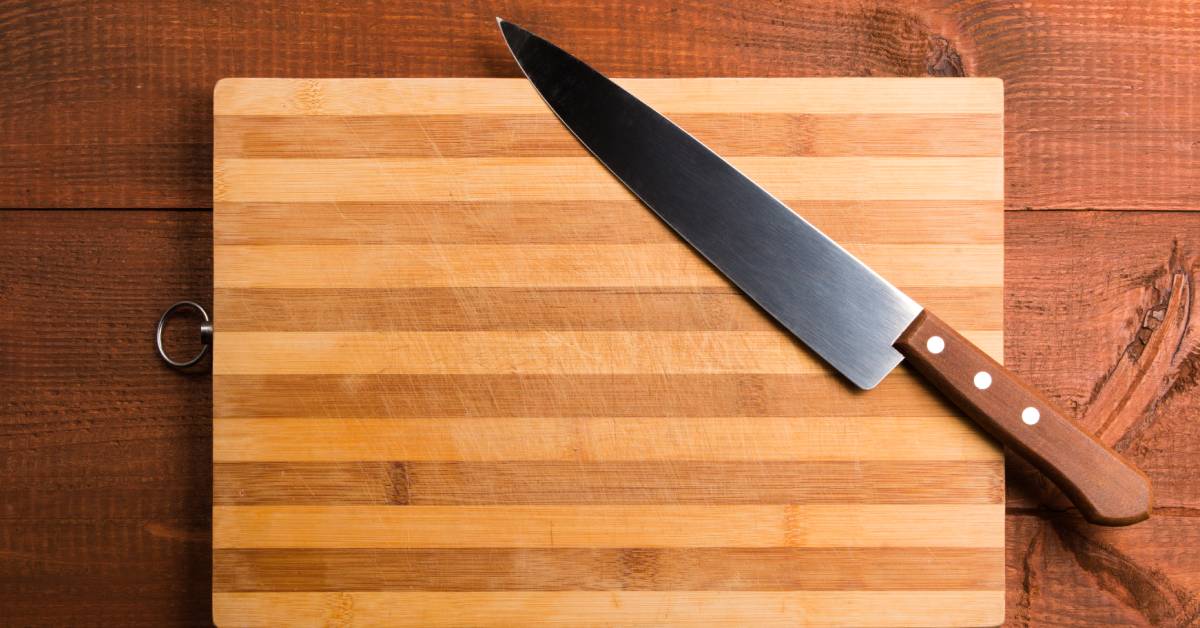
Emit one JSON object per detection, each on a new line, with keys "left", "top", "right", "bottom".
{"left": 497, "top": 19, "right": 1151, "bottom": 525}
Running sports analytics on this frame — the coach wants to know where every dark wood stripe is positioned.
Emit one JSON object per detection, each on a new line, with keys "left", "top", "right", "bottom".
{"left": 214, "top": 461, "right": 1003, "bottom": 505}
{"left": 214, "top": 462, "right": 400, "bottom": 505}
{"left": 212, "top": 547, "right": 1004, "bottom": 592}
{"left": 214, "top": 286, "right": 1001, "bottom": 332}
{"left": 213, "top": 372, "right": 959, "bottom": 419}
{"left": 213, "top": 200, "right": 1001, "bottom": 246}
{"left": 214, "top": 113, "right": 1003, "bottom": 159}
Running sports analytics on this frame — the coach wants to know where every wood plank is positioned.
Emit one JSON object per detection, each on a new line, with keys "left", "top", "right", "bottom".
{"left": 213, "top": 286, "right": 1004, "bottom": 331}
{"left": 0, "top": 211, "right": 214, "bottom": 627}
{"left": 1004, "top": 513, "right": 1200, "bottom": 627}
{"left": 212, "top": 590, "right": 1004, "bottom": 627}
{"left": 213, "top": 330, "right": 1004, "bottom": 375}
{"left": 213, "top": 113, "right": 1003, "bottom": 158}
{"left": 214, "top": 461, "right": 1004, "bottom": 505}
{"left": 213, "top": 243, "right": 1002, "bottom": 289}
{"left": 1003, "top": 211, "right": 1200, "bottom": 626}
{"left": 212, "top": 372, "right": 960, "bottom": 419}
{"left": 214, "top": 156, "right": 1003, "bottom": 202}
{"left": 212, "top": 547, "right": 1005, "bottom": 591}
{"left": 214, "top": 78, "right": 1004, "bottom": 116}
{"left": 212, "top": 200, "right": 1003, "bottom": 246}
{"left": 213, "top": 416, "right": 999, "bottom": 462}
{"left": 212, "top": 505, "right": 1005, "bottom": 549}
{"left": 1008, "top": 130, "right": 1200, "bottom": 210}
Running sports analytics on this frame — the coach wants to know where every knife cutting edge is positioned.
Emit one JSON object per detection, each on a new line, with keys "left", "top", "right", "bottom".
{"left": 497, "top": 19, "right": 1151, "bottom": 525}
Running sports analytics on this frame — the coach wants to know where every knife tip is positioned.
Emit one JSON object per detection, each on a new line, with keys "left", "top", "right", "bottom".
{"left": 495, "top": 17, "right": 517, "bottom": 33}
{"left": 494, "top": 18, "right": 530, "bottom": 51}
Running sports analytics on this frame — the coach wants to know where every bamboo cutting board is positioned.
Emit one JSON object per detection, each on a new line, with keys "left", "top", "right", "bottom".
{"left": 212, "top": 78, "right": 1006, "bottom": 627}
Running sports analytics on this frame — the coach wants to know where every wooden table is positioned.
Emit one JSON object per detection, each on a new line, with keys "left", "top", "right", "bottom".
{"left": 1, "top": 2, "right": 1196, "bottom": 626}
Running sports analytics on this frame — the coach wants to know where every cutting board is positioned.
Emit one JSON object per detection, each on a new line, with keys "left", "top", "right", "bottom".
{"left": 212, "top": 78, "right": 1006, "bottom": 627}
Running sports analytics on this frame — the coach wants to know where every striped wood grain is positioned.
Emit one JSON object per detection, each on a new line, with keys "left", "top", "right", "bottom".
{"left": 213, "top": 78, "right": 1005, "bottom": 627}
{"left": 212, "top": 504, "right": 1003, "bottom": 548}
{"left": 214, "top": 461, "right": 1003, "bottom": 505}
{"left": 212, "top": 590, "right": 1003, "bottom": 627}
{"left": 213, "top": 547, "right": 1004, "bottom": 591}
{"left": 213, "top": 416, "right": 999, "bottom": 462}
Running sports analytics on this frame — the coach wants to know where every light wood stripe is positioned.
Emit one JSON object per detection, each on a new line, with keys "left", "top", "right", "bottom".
{"left": 212, "top": 373, "right": 962, "bottom": 419}
{"left": 212, "top": 505, "right": 1005, "bottom": 549}
{"left": 214, "top": 156, "right": 1004, "bottom": 202}
{"left": 214, "top": 461, "right": 1003, "bottom": 505}
{"left": 214, "top": 77, "right": 1005, "bottom": 116}
{"left": 213, "top": 547, "right": 1005, "bottom": 591}
{"left": 213, "top": 417, "right": 999, "bottom": 463}
{"left": 213, "top": 330, "right": 1004, "bottom": 375}
{"left": 213, "top": 243, "right": 1002, "bottom": 289}
{"left": 212, "top": 590, "right": 1004, "bottom": 627}
{"left": 212, "top": 200, "right": 1002, "bottom": 246}
{"left": 214, "top": 286, "right": 1002, "bottom": 332}
{"left": 214, "top": 113, "right": 1003, "bottom": 159}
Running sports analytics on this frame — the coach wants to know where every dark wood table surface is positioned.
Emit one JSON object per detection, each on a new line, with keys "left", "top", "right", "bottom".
{"left": 1, "top": 2, "right": 1197, "bottom": 626}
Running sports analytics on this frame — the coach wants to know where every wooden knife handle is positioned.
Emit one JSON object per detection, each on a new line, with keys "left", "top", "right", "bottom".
{"left": 895, "top": 310, "right": 1152, "bottom": 526}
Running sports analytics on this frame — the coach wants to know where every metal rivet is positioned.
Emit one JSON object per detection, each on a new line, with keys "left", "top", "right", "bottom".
{"left": 973, "top": 371, "right": 992, "bottom": 390}
{"left": 1022, "top": 407, "right": 1041, "bottom": 425}
{"left": 926, "top": 335, "right": 945, "bottom": 354}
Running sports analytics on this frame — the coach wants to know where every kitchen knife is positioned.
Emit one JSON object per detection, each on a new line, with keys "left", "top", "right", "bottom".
{"left": 497, "top": 20, "right": 1151, "bottom": 525}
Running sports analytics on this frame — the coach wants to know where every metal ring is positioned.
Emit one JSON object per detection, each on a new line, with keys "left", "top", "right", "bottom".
{"left": 156, "top": 301, "right": 211, "bottom": 368}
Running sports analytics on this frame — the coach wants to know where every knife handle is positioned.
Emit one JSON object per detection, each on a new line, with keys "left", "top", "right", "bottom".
{"left": 895, "top": 310, "right": 1152, "bottom": 526}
